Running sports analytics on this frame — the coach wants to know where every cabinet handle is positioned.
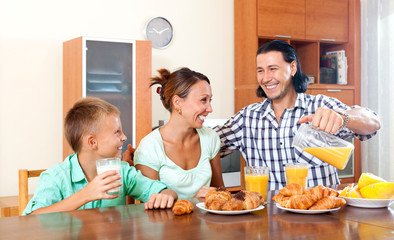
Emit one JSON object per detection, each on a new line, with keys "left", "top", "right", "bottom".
{"left": 321, "top": 38, "right": 336, "bottom": 42}
{"left": 275, "top": 35, "right": 291, "bottom": 39}
{"left": 326, "top": 89, "right": 341, "bottom": 92}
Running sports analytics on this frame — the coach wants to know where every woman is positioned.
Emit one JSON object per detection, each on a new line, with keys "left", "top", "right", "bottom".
{"left": 133, "top": 67, "right": 224, "bottom": 199}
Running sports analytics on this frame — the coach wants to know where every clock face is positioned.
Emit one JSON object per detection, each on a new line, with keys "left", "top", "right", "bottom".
{"left": 145, "top": 17, "right": 174, "bottom": 49}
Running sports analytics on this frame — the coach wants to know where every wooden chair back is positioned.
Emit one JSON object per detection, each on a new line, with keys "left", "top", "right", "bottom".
{"left": 240, "top": 156, "right": 246, "bottom": 190}
{"left": 18, "top": 169, "right": 45, "bottom": 215}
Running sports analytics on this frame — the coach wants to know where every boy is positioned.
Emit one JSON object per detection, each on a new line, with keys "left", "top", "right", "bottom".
{"left": 23, "top": 97, "right": 177, "bottom": 215}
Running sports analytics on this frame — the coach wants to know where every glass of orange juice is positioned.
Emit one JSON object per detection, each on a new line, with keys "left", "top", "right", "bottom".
{"left": 244, "top": 166, "right": 269, "bottom": 202}
{"left": 285, "top": 163, "right": 309, "bottom": 188}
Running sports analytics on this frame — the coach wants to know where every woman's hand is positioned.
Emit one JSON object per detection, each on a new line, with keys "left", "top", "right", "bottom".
{"left": 194, "top": 186, "right": 216, "bottom": 198}
{"left": 123, "top": 144, "right": 136, "bottom": 166}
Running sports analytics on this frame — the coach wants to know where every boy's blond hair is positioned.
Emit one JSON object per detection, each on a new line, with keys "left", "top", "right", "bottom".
{"left": 64, "top": 97, "right": 120, "bottom": 153}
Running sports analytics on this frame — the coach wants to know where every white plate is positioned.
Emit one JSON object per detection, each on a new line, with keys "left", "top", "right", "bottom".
{"left": 340, "top": 197, "right": 394, "bottom": 208}
{"left": 275, "top": 203, "right": 341, "bottom": 214}
{"left": 196, "top": 202, "right": 264, "bottom": 215}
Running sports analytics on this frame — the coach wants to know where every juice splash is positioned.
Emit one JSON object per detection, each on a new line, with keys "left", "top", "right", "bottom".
{"left": 285, "top": 167, "right": 308, "bottom": 187}
{"left": 245, "top": 174, "right": 269, "bottom": 202}
{"left": 302, "top": 147, "right": 353, "bottom": 169}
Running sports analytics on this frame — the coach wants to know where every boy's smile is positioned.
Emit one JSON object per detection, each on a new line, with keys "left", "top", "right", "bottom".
{"left": 94, "top": 114, "right": 127, "bottom": 159}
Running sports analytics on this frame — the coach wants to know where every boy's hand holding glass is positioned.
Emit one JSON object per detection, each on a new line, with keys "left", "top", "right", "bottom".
{"left": 96, "top": 158, "right": 122, "bottom": 195}
{"left": 86, "top": 171, "right": 122, "bottom": 201}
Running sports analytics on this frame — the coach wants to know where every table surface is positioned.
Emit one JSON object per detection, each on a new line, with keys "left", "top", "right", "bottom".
{"left": 0, "top": 189, "right": 393, "bottom": 240}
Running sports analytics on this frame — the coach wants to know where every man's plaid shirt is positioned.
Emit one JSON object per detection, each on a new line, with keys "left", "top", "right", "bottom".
{"left": 214, "top": 93, "right": 377, "bottom": 190}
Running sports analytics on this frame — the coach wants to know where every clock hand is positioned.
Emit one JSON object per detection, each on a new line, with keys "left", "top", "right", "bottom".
{"left": 157, "top": 28, "right": 169, "bottom": 34}
{"left": 148, "top": 28, "right": 160, "bottom": 34}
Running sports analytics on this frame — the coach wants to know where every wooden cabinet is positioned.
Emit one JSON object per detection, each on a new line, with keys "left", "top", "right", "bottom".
{"left": 235, "top": 86, "right": 262, "bottom": 113}
{"left": 63, "top": 37, "right": 152, "bottom": 159}
{"left": 257, "top": 0, "right": 305, "bottom": 39}
{"left": 306, "top": 0, "right": 349, "bottom": 42}
{"left": 257, "top": 0, "right": 348, "bottom": 42}
{"left": 307, "top": 88, "right": 354, "bottom": 106}
{"left": 235, "top": 0, "right": 361, "bottom": 183}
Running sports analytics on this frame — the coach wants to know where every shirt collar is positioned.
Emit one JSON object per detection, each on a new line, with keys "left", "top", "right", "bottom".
{"left": 292, "top": 93, "right": 307, "bottom": 110}
{"left": 260, "top": 98, "right": 273, "bottom": 119}
{"left": 70, "top": 154, "right": 87, "bottom": 183}
{"left": 259, "top": 93, "right": 307, "bottom": 117}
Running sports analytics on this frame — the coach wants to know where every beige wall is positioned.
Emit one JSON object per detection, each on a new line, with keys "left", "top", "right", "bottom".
{"left": 0, "top": 0, "right": 234, "bottom": 197}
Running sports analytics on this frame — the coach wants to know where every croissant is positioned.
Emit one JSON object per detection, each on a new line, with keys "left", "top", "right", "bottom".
{"left": 306, "top": 185, "right": 339, "bottom": 200}
{"left": 172, "top": 200, "right": 194, "bottom": 216}
{"left": 206, "top": 197, "right": 228, "bottom": 210}
{"left": 205, "top": 187, "right": 232, "bottom": 200}
{"left": 234, "top": 190, "right": 264, "bottom": 210}
{"left": 309, "top": 196, "right": 346, "bottom": 210}
{"left": 306, "top": 185, "right": 329, "bottom": 200}
{"left": 328, "top": 189, "right": 339, "bottom": 197}
{"left": 204, "top": 188, "right": 263, "bottom": 211}
{"left": 279, "top": 183, "right": 305, "bottom": 196}
{"left": 221, "top": 198, "right": 243, "bottom": 211}
{"left": 285, "top": 194, "right": 318, "bottom": 210}
{"left": 272, "top": 193, "right": 290, "bottom": 207}
{"left": 205, "top": 187, "right": 232, "bottom": 210}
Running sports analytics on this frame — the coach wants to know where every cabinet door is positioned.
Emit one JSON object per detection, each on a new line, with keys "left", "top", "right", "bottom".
{"left": 257, "top": 0, "right": 305, "bottom": 39}
{"left": 63, "top": 38, "right": 152, "bottom": 159}
{"left": 306, "top": 0, "right": 348, "bottom": 42}
{"left": 307, "top": 89, "right": 354, "bottom": 106}
{"left": 235, "top": 87, "right": 263, "bottom": 112}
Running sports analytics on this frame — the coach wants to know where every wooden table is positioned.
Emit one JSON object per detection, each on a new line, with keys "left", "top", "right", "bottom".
{"left": 0, "top": 190, "right": 393, "bottom": 239}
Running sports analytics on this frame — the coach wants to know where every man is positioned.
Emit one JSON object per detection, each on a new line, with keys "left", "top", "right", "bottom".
{"left": 215, "top": 40, "right": 381, "bottom": 190}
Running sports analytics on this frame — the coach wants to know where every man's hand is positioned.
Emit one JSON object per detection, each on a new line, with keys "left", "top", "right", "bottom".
{"left": 123, "top": 144, "right": 136, "bottom": 166}
{"left": 299, "top": 107, "right": 343, "bottom": 133}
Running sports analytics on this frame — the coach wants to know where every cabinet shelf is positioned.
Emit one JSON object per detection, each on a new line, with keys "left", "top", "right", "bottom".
{"left": 87, "top": 72, "right": 124, "bottom": 83}
{"left": 307, "top": 84, "right": 355, "bottom": 90}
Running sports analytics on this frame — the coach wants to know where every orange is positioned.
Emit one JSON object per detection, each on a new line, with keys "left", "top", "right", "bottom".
{"left": 360, "top": 182, "right": 394, "bottom": 199}
{"left": 358, "top": 173, "right": 386, "bottom": 189}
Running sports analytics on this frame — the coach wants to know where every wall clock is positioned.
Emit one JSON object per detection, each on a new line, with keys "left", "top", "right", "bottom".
{"left": 144, "top": 17, "right": 174, "bottom": 49}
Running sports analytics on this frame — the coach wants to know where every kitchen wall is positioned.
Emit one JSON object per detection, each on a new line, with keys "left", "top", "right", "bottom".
{"left": 0, "top": 0, "right": 235, "bottom": 196}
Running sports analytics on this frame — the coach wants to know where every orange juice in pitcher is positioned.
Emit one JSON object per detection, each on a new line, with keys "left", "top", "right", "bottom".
{"left": 292, "top": 124, "right": 354, "bottom": 170}
{"left": 302, "top": 147, "right": 353, "bottom": 170}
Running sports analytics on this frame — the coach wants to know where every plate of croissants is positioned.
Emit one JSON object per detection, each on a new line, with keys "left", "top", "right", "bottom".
{"left": 272, "top": 184, "right": 346, "bottom": 214}
{"left": 196, "top": 187, "right": 265, "bottom": 215}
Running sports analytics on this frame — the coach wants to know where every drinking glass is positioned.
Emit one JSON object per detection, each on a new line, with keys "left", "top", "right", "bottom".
{"left": 96, "top": 158, "right": 121, "bottom": 195}
{"left": 244, "top": 166, "right": 269, "bottom": 202}
{"left": 285, "top": 163, "right": 309, "bottom": 188}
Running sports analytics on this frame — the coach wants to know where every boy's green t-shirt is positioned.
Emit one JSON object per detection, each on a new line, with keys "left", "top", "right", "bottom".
{"left": 23, "top": 154, "right": 168, "bottom": 215}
